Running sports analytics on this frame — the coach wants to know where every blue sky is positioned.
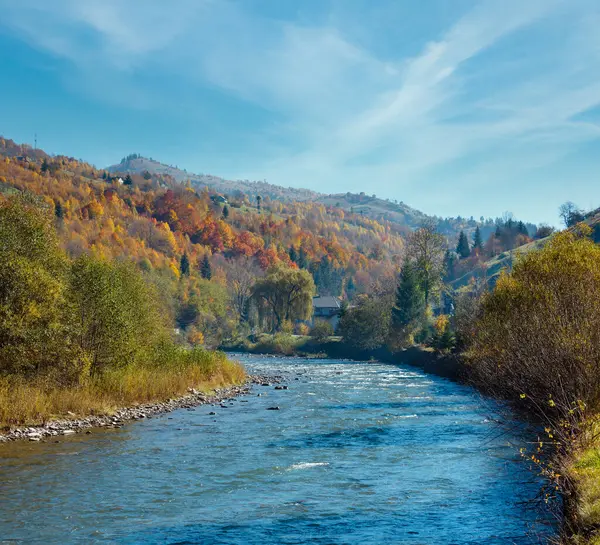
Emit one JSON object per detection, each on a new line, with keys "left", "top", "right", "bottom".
{"left": 1, "top": 0, "right": 599, "bottom": 225}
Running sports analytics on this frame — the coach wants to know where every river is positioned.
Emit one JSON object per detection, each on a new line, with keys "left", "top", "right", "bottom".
{"left": 0, "top": 355, "right": 556, "bottom": 544}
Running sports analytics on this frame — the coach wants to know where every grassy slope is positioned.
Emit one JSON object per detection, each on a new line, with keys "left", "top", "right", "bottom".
{"left": 451, "top": 238, "right": 550, "bottom": 290}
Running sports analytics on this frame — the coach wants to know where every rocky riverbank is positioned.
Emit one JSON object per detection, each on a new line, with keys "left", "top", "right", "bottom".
{"left": 0, "top": 374, "right": 283, "bottom": 443}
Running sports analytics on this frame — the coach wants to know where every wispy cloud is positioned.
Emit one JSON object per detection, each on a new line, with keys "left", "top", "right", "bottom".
{"left": 1, "top": 0, "right": 600, "bottom": 222}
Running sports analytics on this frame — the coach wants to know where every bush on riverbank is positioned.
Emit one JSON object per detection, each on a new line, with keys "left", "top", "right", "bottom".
{"left": 0, "top": 196, "right": 245, "bottom": 427}
{"left": 458, "top": 226, "right": 600, "bottom": 543}
{"left": 466, "top": 227, "right": 600, "bottom": 426}
{"left": 0, "top": 347, "right": 244, "bottom": 427}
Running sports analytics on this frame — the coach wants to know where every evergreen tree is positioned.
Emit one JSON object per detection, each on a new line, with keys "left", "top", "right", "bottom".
{"left": 456, "top": 231, "right": 470, "bottom": 259}
{"left": 41, "top": 158, "right": 49, "bottom": 173}
{"left": 517, "top": 221, "right": 528, "bottom": 236}
{"left": 180, "top": 252, "right": 190, "bottom": 276}
{"left": 124, "top": 174, "right": 133, "bottom": 186}
{"left": 443, "top": 250, "right": 457, "bottom": 281}
{"left": 200, "top": 254, "right": 212, "bottom": 280}
{"left": 288, "top": 245, "right": 298, "bottom": 263}
{"left": 392, "top": 261, "right": 426, "bottom": 330}
{"left": 297, "top": 246, "right": 309, "bottom": 269}
{"left": 54, "top": 200, "right": 64, "bottom": 220}
{"left": 256, "top": 195, "right": 262, "bottom": 211}
{"left": 222, "top": 205, "right": 229, "bottom": 219}
{"left": 472, "top": 226, "right": 484, "bottom": 254}
{"left": 345, "top": 276, "right": 356, "bottom": 299}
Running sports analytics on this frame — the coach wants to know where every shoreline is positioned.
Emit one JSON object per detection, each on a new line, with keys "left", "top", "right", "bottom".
{"left": 227, "top": 343, "right": 464, "bottom": 381}
{"left": 0, "top": 374, "right": 281, "bottom": 444}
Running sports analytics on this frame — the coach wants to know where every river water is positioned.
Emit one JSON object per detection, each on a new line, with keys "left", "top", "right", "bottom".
{"left": 0, "top": 355, "right": 556, "bottom": 544}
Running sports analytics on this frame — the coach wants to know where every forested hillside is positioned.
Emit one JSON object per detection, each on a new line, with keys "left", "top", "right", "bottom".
{"left": 109, "top": 152, "right": 536, "bottom": 238}
{"left": 1, "top": 137, "right": 410, "bottom": 345}
{"left": 0, "top": 136, "right": 542, "bottom": 347}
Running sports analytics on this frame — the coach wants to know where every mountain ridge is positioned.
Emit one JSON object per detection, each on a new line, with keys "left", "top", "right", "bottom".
{"left": 106, "top": 155, "right": 440, "bottom": 231}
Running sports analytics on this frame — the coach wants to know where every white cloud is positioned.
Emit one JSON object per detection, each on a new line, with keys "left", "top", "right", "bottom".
{"left": 1, "top": 0, "right": 600, "bottom": 222}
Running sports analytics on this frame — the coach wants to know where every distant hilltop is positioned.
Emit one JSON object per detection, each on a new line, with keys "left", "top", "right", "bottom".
{"left": 106, "top": 154, "right": 319, "bottom": 203}
{"left": 106, "top": 154, "right": 436, "bottom": 230}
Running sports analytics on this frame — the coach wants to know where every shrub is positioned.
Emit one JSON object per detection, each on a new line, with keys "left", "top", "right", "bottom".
{"left": 310, "top": 320, "right": 334, "bottom": 341}
{"left": 339, "top": 296, "right": 391, "bottom": 351}
{"left": 466, "top": 228, "right": 600, "bottom": 426}
{"left": 69, "top": 255, "right": 167, "bottom": 374}
{"left": 295, "top": 323, "right": 310, "bottom": 336}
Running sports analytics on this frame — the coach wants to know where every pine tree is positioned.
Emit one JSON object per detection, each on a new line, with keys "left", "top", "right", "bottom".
{"left": 180, "top": 252, "right": 190, "bottom": 276}
{"left": 517, "top": 221, "right": 528, "bottom": 236}
{"left": 345, "top": 276, "right": 356, "bottom": 299}
{"left": 456, "top": 231, "right": 470, "bottom": 259}
{"left": 200, "top": 254, "right": 212, "bottom": 280}
{"left": 297, "top": 246, "right": 309, "bottom": 269}
{"left": 41, "top": 158, "right": 49, "bottom": 173}
{"left": 392, "top": 261, "right": 425, "bottom": 330}
{"left": 443, "top": 250, "right": 457, "bottom": 281}
{"left": 124, "top": 174, "right": 133, "bottom": 186}
{"left": 222, "top": 205, "right": 229, "bottom": 219}
{"left": 472, "top": 226, "right": 483, "bottom": 255}
{"left": 288, "top": 245, "right": 298, "bottom": 263}
{"left": 54, "top": 200, "right": 64, "bottom": 220}
{"left": 256, "top": 195, "right": 262, "bottom": 211}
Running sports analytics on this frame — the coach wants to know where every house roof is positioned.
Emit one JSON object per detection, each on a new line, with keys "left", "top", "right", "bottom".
{"left": 312, "top": 296, "right": 341, "bottom": 309}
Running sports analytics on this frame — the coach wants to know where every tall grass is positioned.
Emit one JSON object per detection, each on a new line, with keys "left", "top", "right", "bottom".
{"left": 0, "top": 347, "right": 245, "bottom": 428}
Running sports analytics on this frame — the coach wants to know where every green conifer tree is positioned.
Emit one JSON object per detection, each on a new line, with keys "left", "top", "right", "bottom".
{"left": 392, "top": 261, "right": 425, "bottom": 330}
{"left": 180, "top": 252, "right": 190, "bottom": 276}
{"left": 54, "top": 200, "right": 64, "bottom": 220}
{"left": 456, "top": 231, "right": 470, "bottom": 259}
{"left": 200, "top": 254, "right": 212, "bottom": 280}
{"left": 472, "top": 226, "right": 484, "bottom": 254}
{"left": 288, "top": 245, "right": 298, "bottom": 263}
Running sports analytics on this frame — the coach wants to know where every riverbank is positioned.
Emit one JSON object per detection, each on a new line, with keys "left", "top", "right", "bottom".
{"left": 226, "top": 336, "right": 463, "bottom": 381}
{"left": 561, "top": 423, "right": 600, "bottom": 544}
{"left": 0, "top": 349, "right": 248, "bottom": 435}
{"left": 0, "top": 373, "right": 282, "bottom": 443}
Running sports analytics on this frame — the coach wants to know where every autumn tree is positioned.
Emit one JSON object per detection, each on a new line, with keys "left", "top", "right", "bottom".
{"left": 69, "top": 255, "right": 165, "bottom": 374}
{"left": 0, "top": 197, "right": 73, "bottom": 378}
{"left": 252, "top": 264, "right": 314, "bottom": 332}
{"left": 407, "top": 220, "right": 446, "bottom": 307}
{"left": 466, "top": 227, "right": 600, "bottom": 427}
{"left": 226, "top": 256, "right": 261, "bottom": 324}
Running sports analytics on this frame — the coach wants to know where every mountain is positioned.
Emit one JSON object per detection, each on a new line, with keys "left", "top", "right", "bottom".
{"left": 106, "top": 155, "right": 319, "bottom": 203}
{"left": 107, "top": 155, "right": 458, "bottom": 232}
